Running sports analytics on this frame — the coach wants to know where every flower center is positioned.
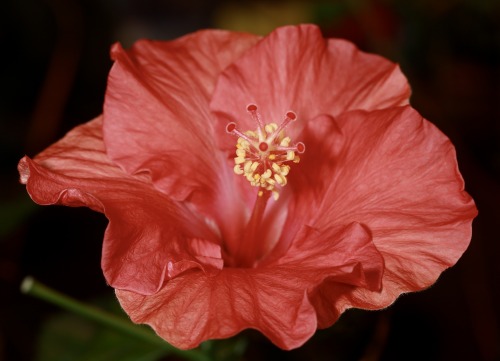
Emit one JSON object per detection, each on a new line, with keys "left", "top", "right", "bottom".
{"left": 226, "top": 104, "right": 305, "bottom": 201}
{"left": 225, "top": 104, "right": 305, "bottom": 267}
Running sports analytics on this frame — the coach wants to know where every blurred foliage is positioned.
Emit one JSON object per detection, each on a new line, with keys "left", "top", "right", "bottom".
{"left": 34, "top": 296, "right": 171, "bottom": 361}
{"left": 29, "top": 282, "right": 382, "bottom": 361}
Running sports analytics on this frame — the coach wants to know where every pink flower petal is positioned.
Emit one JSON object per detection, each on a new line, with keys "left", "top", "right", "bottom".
{"left": 211, "top": 24, "right": 411, "bottom": 150}
{"left": 18, "top": 117, "right": 221, "bottom": 295}
{"left": 103, "top": 30, "right": 259, "bottom": 206}
{"left": 292, "top": 106, "right": 476, "bottom": 315}
{"left": 103, "top": 30, "right": 262, "bottom": 258}
{"left": 279, "top": 222, "right": 384, "bottom": 291}
{"left": 116, "top": 222, "right": 383, "bottom": 349}
{"left": 116, "top": 269, "right": 316, "bottom": 350}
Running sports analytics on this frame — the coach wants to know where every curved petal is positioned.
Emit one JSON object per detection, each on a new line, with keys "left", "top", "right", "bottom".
{"left": 210, "top": 24, "right": 410, "bottom": 151}
{"left": 18, "top": 117, "right": 220, "bottom": 295}
{"left": 103, "top": 30, "right": 262, "bottom": 267}
{"left": 103, "top": 29, "right": 260, "bottom": 207}
{"left": 116, "top": 222, "right": 383, "bottom": 350}
{"left": 303, "top": 106, "right": 476, "bottom": 313}
{"left": 278, "top": 222, "right": 384, "bottom": 292}
{"left": 116, "top": 268, "right": 316, "bottom": 350}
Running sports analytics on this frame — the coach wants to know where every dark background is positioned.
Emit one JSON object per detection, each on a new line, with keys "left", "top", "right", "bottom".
{"left": 1, "top": 0, "right": 499, "bottom": 360}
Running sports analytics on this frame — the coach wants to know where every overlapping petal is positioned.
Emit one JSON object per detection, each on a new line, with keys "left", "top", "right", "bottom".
{"left": 103, "top": 30, "right": 259, "bottom": 207}
{"left": 103, "top": 30, "right": 262, "bottom": 257}
{"left": 116, "top": 222, "right": 384, "bottom": 350}
{"left": 19, "top": 117, "right": 221, "bottom": 295}
{"left": 211, "top": 23, "right": 411, "bottom": 150}
{"left": 287, "top": 106, "right": 476, "bottom": 322}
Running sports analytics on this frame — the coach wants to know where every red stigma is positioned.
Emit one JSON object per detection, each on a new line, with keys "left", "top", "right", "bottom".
{"left": 247, "top": 104, "right": 258, "bottom": 112}
{"left": 296, "top": 142, "right": 305, "bottom": 153}
{"left": 259, "top": 142, "right": 269, "bottom": 151}
{"left": 286, "top": 111, "right": 297, "bottom": 120}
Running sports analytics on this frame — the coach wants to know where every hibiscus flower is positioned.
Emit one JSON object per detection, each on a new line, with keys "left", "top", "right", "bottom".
{"left": 18, "top": 24, "right": 477, "bottom": 350}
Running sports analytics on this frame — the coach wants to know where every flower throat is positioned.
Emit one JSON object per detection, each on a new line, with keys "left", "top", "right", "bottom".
{"left": 226, "top": 104, "right": 305, "bottom": 267}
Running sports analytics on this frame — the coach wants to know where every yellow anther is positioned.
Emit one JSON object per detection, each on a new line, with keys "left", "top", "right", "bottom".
{"left": 253, "top": 174, "right": 260, "bottom": 180}
{"left": 286, "top": 151, "right": 295, "bottom": 161}
{"left": 262, "top": 169, "right": 272, "bottom": 179}
{"left": 244, "top": 161, "right": 253, "bottom": 173}
{"left": 234, "top": 165, "right": 244, "bottom": 175}
{"left": 271, "top": 163, "right": 280, "bottom": 173}
{"left": 280, "top": 137, "right": 291, "bottom": 147}
{"left": 274, "top": 173, "right": 286, "bottom": 186}
{"left": 235, "top": 157, "right": 246, "bottom": 164}
{"left": 268, "top": 154, "right": 276, "bottom": 160}
{"left": 272, "top": 190, "right": 280, "bottom": 201}
{"left": 237, "top": 138, "right": 250, "bottom": 149}
{"left": 280, "top": 165, "right": 290, "bottom": 176}
{"left": 250, "top": 162, "right": 259, "bottom": 172}
{"left": 258, "top": 190, "right": 264, "bottom": 197}
{"left": 265, "top": 123, "right": 278, "bottom": 134}
{"left": 236, "top": 149, "right": 246, "bottom": 157}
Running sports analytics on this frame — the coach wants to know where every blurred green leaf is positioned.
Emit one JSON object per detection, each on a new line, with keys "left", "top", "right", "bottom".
{"left": 34, "top": 295, "right": 171, "bottom": 361}
{"left": 200, "top": 335, "right": 248, "bottom": 361}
